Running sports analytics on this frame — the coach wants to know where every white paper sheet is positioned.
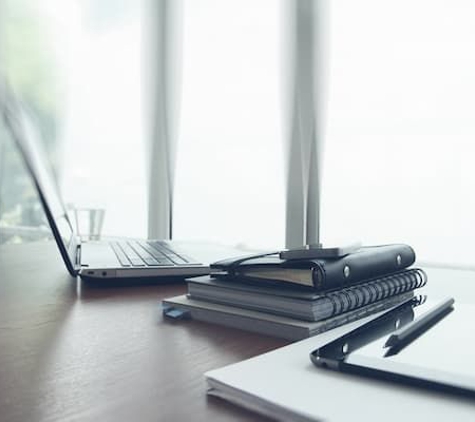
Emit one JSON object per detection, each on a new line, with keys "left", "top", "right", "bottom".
{"left": 205, "top": 310, "right": 475, "bottom": 422}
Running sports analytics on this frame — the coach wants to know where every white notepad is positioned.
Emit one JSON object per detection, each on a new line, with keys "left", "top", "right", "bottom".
{"left": 205, "top": 307, "right": 475, "bottom": 422}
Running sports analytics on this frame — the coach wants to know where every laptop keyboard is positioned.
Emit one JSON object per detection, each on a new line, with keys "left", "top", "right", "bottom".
{"left": 110, "top": 240, "right": 200, "bottom": 267}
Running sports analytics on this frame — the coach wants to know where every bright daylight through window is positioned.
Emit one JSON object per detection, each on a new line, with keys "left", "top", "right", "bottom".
{"left": 1, "top": 0, "right": 475, "bottom": 268}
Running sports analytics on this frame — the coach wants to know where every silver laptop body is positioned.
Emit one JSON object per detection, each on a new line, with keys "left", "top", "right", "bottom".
{"left": 1, "top": 87, "right": 241, "bottom": 282}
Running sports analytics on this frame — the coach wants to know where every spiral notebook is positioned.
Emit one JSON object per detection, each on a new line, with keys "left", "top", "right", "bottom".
{"left": 162, "top": 292, "right": 414, "bottom": 341}
{"left": 186, "top": 268, "right": 427, "bottom": 321}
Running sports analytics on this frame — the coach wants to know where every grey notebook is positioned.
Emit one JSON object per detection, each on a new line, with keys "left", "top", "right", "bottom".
{"left": 186, "top": 269, "right": 426, "bottom": 321}
{"left": 162, "top": 292, "right": 414, "bottom": 341}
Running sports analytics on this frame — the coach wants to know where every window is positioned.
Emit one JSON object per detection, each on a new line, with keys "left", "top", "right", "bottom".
{"left": 3, "top": 0, "right": 475, "bottom": 266}
{"left": 174, "top": 0, "right": 285, "bottom": 249}
{"left": 60, "top": 0, "right": 147, "bottom": 239}
{"left": 0, "top": 0, "right": 69, "bottom": 243}
{"left": 1, "top": 0, "right": 147, "bottom": 242}
{"left": 321, "top": 0, "right": 475, "bottom": 266}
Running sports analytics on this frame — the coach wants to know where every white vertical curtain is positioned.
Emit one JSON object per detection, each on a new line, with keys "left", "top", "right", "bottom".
{"left": 145, "top": 0, "right": 183, "bottom": 239}
{"left": 284, "top": 0, "right": 327, "bottom": 248}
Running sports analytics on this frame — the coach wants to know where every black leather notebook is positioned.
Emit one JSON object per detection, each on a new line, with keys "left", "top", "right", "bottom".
{"left": 211, "top": 244, "right": 416, "bottom": 291}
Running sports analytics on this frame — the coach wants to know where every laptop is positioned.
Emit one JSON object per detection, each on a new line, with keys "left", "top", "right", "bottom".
{"left": 1, "top": 86, "right": 244, "bottom": 282}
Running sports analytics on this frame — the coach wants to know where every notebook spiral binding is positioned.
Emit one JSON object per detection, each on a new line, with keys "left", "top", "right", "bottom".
{"left": 325, "top": 268, "right": 427, "bottom": 317}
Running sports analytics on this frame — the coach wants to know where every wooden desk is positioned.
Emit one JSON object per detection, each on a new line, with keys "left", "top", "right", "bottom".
{"left": 0, "top": 241, "right": 290, "bottom": 422}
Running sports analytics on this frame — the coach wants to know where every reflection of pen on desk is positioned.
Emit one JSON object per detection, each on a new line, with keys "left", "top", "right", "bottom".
{"left": 383, "top": 297, "right": 455, "bottom": 355}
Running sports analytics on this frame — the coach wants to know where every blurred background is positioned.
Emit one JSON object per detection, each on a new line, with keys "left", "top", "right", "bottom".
{"left": 1, "top": 0, "right": 475, "bottom": 268}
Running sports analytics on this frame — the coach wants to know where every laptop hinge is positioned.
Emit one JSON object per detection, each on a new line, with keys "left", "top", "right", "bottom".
{"left": 76, "top": 243, "right": 82, "bottom": 269}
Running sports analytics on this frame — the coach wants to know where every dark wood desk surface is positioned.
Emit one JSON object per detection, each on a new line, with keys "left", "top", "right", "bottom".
{"left": 0, "top": 242, "right": 290, "bottom": 422}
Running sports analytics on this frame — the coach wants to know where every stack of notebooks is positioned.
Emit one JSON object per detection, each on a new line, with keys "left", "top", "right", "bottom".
{"left": 162, "top": 244, "right": 427, "bottom": 341}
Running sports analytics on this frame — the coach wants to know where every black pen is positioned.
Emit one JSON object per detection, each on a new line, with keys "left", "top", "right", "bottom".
{"left": 384, "top": 297, "right": 455, "bottom": 350}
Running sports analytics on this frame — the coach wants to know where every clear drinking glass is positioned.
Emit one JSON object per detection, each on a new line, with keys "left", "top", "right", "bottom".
{"left": 74, "top": 208, "right": 105, "bottom": 242}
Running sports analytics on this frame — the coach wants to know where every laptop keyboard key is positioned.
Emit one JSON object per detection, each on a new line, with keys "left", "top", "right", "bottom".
{"left": 134, "top": 241, "right": 173, "bottom": 266}
{"left": 110, "top": 242, "right": 132, "bottom": 267}
{"left": 110, "top": 240, "right": 201, "bottom": 268}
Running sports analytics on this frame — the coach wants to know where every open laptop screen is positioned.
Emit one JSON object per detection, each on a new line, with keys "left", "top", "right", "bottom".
{"left": 2, "top": 92, "right": 79, "bottom": 275}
